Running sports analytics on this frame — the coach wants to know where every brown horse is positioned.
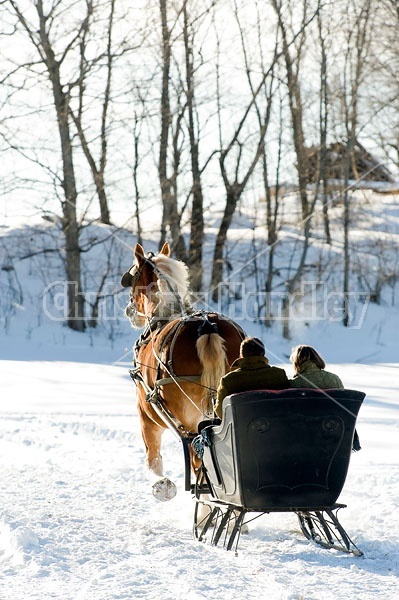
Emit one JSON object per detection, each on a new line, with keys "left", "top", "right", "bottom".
{"left": 121, "top": 242, "right": 245, "bottom": 499}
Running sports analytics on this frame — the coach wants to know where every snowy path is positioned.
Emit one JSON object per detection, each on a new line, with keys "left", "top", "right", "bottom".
{"left": 0, "top": 360, "right": 398, "bottom": 599}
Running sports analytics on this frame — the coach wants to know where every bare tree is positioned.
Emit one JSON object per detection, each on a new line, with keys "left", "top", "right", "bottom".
{"left": 315, "top": 4, "right": 331, "bottom": 244}
{"left": 2, "top": 0, "right": 146, "bottom": 330}
{"left": 69, "top": 0, "right": 118, "bottom": 226}
{"left": 366, "top": 0, "right": 399, "bottom": 178}
{"left": 2, "top": 0, "right": 398, "bottom": 340}
{"left": 234, "top": 0, "right": 281, "bottom": 323}
{"left": 339, "top": 0, "right": 373, "bottom": 326}
{"left": 5, "top": 0, "right": 89, "bottom": 330}
{"left": 263, "top": 95, "right": 284, "bottom": 327}
{"left": 3, "top": 0, "right": 140, "bottom": 330}
{"left": 158, "top": 0, "right": 187, "bottom": 261}
{"left": 210, "top": 2, "right": 279, "bottom": 300}
{"left": 271, "top": 0, "right": 318, "bottom": 222}
{"left": 131, "top": 107, "right": 144, "bottom": 247}
{"left": 182, "top": 1, "right": 205, "bottom": 291}
{"left": 270, "top": 0, "right": 320, "bottom": 338}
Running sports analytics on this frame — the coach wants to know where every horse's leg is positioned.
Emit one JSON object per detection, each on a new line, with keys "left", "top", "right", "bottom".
{"left": 137, "top": 402, "right": 164, "bottom": 476}
{"left": 137, "top": 402, "right": 177, "bottom": 502}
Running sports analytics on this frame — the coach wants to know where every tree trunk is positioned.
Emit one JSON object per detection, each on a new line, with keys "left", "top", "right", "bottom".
{"left": 96, "top": 173, "right": 111, "bottom": 225}
{"left": 341, "top": 0, "right": 372, "bottom": 326}
{"left": 342, "top": 139, "right": 352, "bottom": 328}
{"left": 158, "top": 0, "right": 186, "bottom": 261}
{"left": 69, "top": 0, "right": 114, "bottom": 225}
{"left": 37, "top": 0, "right": 85, "bottom": 331}
{"left": 272, "top": 0, "right": 314, "bottom": 220}
{"left": 282, "top": 214, "right": 313, "bottom": 340}
{"left": 263, "top": 148, "right": 279, "bottom": 327}
{"left": 70, "top": 111, "right": 111, "bottom": 226}
{"left": 183, "top": 4, "right": 204, "bottom": 291}
{"left": 317, "top": 9, "right": 331, "bottom": 244}
{"left": 132, "top": 114, "right": 143, "bottom": 246}
{"left": 211, "top": 185, "right": 242, "bottom": 300}
{"left": 270, "top": 0, "right": 320, "bottom": 338}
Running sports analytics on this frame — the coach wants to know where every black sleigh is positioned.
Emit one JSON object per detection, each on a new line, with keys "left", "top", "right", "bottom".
{"left": 193, "top": 388, "right": 365, "bottom": 555}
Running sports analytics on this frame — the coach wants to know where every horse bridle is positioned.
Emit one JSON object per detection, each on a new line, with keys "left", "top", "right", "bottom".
{"left": 121, "top": 250, "right": 186, "bottom": 315}
{"left": 120, "top": 251, "right": 156, "bottom": 290}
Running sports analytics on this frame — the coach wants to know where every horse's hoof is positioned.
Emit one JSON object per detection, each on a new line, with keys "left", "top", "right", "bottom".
{"left": 152, "top": 477, "right": 177, "bottom": 502}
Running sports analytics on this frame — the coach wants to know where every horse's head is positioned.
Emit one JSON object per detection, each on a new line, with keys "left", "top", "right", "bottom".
{"left": 121, "top": 242, "right": 191, "bottom": 328}
{"left": 121, "top": 242, "right": 169, "bottom": 328}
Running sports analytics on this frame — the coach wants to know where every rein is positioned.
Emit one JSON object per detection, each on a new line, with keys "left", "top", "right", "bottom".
{"left": 139, "top": 315, "right": 214, "bottom": 420}
{"left": 133, "top": 356, "right": 211, "bottom": 391}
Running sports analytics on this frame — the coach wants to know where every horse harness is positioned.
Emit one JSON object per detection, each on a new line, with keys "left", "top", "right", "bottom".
{"left": 129, "top": 314, "right": 205, "bottom": 436}
{"left": 131, "top": 312, "right": 218, "bottom": 390}
{"left": 129, "top": 312, "right": 245, "bottom": 431}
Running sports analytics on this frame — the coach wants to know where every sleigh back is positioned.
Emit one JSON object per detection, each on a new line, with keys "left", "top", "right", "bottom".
{"left": 202, "top": 388, "right": 365, "bottom": 510}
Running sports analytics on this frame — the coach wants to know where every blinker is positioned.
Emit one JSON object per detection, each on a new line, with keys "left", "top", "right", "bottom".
{"left": 121, "top": 252, "right": 155, "bottom": 288}
{"left": 121, "top": 271, "right": 133, "bottom": 287}
{"left": 121, "top": 264, "right": 140, "bottom": 288}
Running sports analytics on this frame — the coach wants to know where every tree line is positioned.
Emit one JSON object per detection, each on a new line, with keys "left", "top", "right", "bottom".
{"left": 1, "top": 0, "right": 398, "bottom": 336}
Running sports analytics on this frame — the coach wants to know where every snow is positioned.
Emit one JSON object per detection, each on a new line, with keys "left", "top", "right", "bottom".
{"left": 1, "top": 191, "right": 399, "bottom": 598}
{"left": 1, "top": 342, "right": 398, "bottom": 598}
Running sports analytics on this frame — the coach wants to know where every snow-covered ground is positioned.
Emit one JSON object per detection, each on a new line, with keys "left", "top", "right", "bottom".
{"left": 1, "top": 190, "right": 398, "bottom": 598}
{"left": 1, "top": 350, "right": 398, "bottom": 599}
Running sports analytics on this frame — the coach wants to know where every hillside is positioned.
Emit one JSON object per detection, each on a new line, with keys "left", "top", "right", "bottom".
{"left": 1, "top": 190, "right": 398, "bottom": 365}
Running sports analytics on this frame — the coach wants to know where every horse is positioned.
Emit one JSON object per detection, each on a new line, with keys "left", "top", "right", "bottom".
{"left": 121, "top": 242, "right": 246, "bottom": 500}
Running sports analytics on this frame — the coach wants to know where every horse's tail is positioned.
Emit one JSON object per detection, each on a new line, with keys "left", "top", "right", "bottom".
{"left": 196, "top": 320, "right": 228, "bottom": 406}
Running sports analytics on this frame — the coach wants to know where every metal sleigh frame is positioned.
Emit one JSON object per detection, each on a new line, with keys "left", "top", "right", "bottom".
{"left": 192, "top": 487, "right": 363, "bottom": 556}
{"left": 132, "top": 371, "right": 365, "bottom": 556}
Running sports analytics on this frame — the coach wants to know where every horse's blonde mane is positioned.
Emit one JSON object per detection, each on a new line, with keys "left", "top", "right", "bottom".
{"left": 152, "top": 254, "right": 191, "bottom": 301}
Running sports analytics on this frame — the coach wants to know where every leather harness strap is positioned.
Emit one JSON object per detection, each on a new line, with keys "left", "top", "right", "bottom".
{"left": 133, "top": 313, "right": 246, "bottom": 413}
{"left": 155, "top": 375, "right": 202, "bottom": 386}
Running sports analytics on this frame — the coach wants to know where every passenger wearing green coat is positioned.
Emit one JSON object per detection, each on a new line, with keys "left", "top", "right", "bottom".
{"left": 289, "top": 345, "right": 361, "bottom": 451}
{"left": 214, "top": 337, "right": 289, "bottom": 419}
{"left": 289, "top": 345, "right": 343, "bottom": 389}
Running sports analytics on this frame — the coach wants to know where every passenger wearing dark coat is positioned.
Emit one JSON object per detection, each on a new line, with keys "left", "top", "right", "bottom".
{"left": 214, "top": 337, "right": 289, "bottom": 419}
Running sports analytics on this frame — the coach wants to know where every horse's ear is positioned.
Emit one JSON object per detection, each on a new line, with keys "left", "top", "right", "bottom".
{"left": 134, "top": 243, "right": 145, "bottom": 265}
{"left": 159, "top": 242, "right": 170, "bottom": 257}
